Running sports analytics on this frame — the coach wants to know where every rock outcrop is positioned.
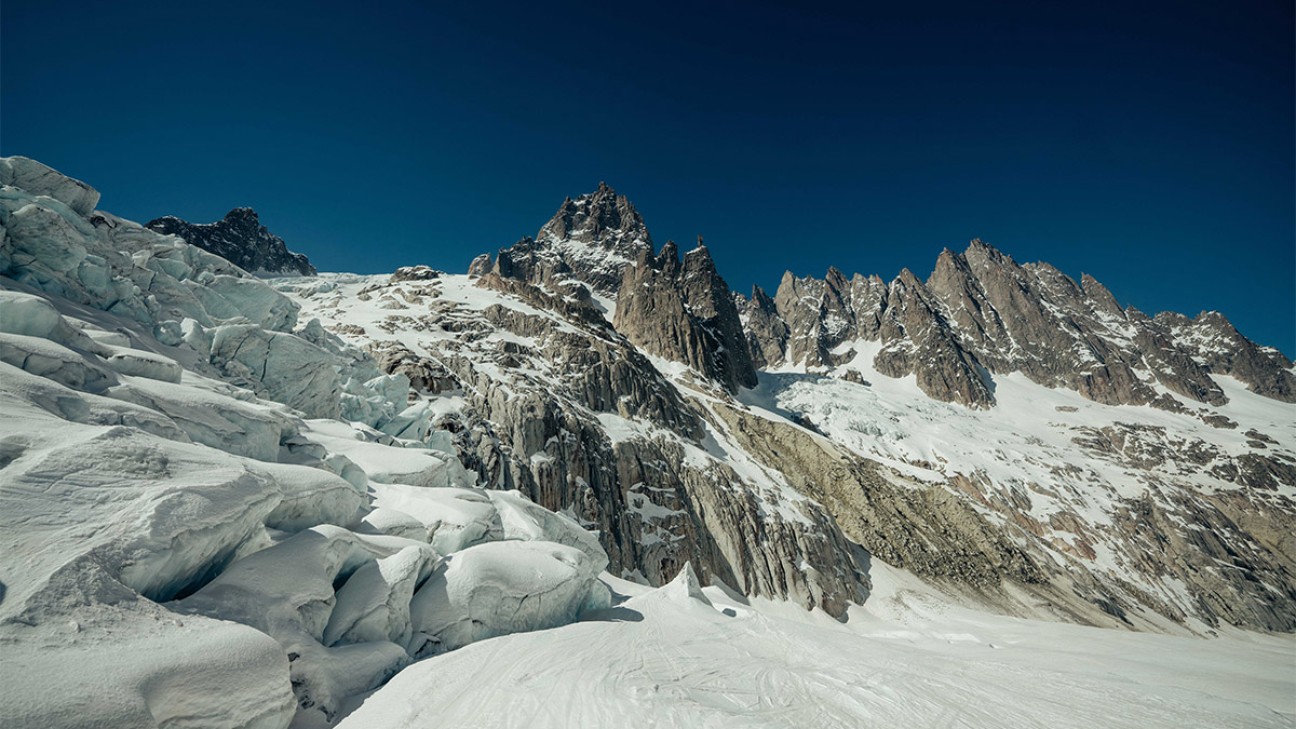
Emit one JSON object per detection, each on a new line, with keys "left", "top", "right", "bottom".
{"left": 614, "top": 240, "right": 758, "bottom": 394}
{"left": 470, "top": 182, "right": 651, "bottom": 295}
{"left": 743, "top": 239, "right": 1296, "bottom": 408}
{"left": 147, "top": 207, "right": 316, "bottom": 277}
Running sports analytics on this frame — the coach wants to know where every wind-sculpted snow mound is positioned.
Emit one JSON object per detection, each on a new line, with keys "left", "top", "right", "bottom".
{"left": 409, "top": 540, "right": 612, "bottom": 654}
{"left": 0, "top": 157, "right": 615, "bottom": 729}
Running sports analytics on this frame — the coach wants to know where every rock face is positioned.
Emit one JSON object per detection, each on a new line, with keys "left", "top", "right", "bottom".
{"left": 11, "top": 154, "right": 1290, "bottom": 729}
{"left": 147, "top": 207, "right": 316, "bottom": 277}
{"left": 742, "top": 239, "right": 1296, "bottom": 408}
{"left": 614, "top": 241, "right": 758, "bottom": 394}
{"left": 471, "top": 182, "right": 651, "bottom": 296}
{"left": 474, "top": 184, "right": 759, "bottom": 396}
{"left": 282, "top": 183, "right": 1296, "bottom": 636}
{"left": 281, "top": 270, "right": 868, "bottom": 617}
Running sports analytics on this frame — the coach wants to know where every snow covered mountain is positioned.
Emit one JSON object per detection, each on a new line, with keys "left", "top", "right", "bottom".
{"left": 282, "top": 183, "right": 1296, "bottom": 634}
{"left": 1, "top": 158, "right": 1292, "bottom": 728}
{"left": 147, "top": 207, "right": 317, "bottom": 277}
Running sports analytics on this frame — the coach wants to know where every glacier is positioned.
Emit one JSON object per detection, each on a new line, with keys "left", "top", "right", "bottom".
{"left": 0, "top": 156, "right": 1291, "bottom": 729}
{"left": 0, "top": 157, "right": 609, "bottom": 728}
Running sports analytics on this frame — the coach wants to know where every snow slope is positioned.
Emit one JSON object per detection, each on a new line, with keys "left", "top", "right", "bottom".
{"left": 742, "top": 337, "right": 1296, "bottom": 631}
{"left": 340, "top": 563, "right": 1295, "bottom": 729}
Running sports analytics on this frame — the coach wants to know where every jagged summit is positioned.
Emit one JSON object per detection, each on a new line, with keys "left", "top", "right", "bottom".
{"left": 739, "top": 239, "right": 1295, "bottom": 408}
{"left": 538, "top": 181, "right": 650, "bottom": 248}
{"left": 469, "top": 184, "right": 759, "bottom": 394}
{"left": 471, "top": 182, "right": 652, "bottom": 295}
{"left": 615, "top": 227, "right": 758, "bottom": 394}
{"left": 147, "top": 207, "right": 316, "bottom": 277}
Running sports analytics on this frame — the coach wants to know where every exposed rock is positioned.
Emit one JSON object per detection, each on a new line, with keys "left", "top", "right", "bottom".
{"left": 147, "top": 207, "right": 316, "bottom": 277}
{"left": 736, "top": 285, "right": 787, "bottom": 369}
{"left": 408, "top": 540, "right": 609, "bottom": 655}
{"left": 282, "top": 271, "right": 868, "bottom": 617}
{"left": 389, "top": 265, "right": 442, "bottom": 283}
{"left": 748, "top": 239, "right": 1294, "bottom": 409}
{"left": 614, "top": 240, "right": 758, "bottom": 394}
{"left": 1160, "top": 310, "right": 1296, "bottom": 403}
{"left": 474, "top": 182, "right": 651, "bottom": 295}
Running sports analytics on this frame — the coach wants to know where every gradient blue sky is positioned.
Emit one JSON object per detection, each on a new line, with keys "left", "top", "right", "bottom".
{"left": 3, "top": 0, "right": 1292, "bottom": 353}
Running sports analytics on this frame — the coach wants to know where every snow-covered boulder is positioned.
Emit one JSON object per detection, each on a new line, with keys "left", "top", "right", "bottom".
{"left": 3, "top": 607, "right": 294, "bottom": 729}
{"left": 1, "top": 193, "right": 91, "bottom": 276}
{"left": 204, "top": 274, "right": 299, "bottom": 332}
{"left": 1, "top": 424, "right": 282, "bottom": 606}
{"left": 488, "top": 489, "right": 609, "bottom": 569}
{"left": 0, "top": 288, "right": 62, "bottom": 337}
{"left": 306, "top": 419, "right": 473, "bottom": 489}
{"left": 105, "top": 375, "right": 293, "bottom": 462}
{"left": 357, "top": 507, "right": 430, "bottom": 542}
{"left": 369, "top": 484, "right": 503, "bottom": 554}
{"left": 0, "top": 360, "right": 187, "bottom": 441}
{"left": 324, "top": 544, "right": 441, "bottom": 648}
{"left": 659, "top": 561, "right": 713, "bottom": 607}
{"left": 210, "top": 324, "right": 344, "bottom": 419}
{"left": 176, "top": 525, "right": 437, "bottom": 723}
{"left": 408, "top": 540, "right": 609, "bottom": 655}
{"left": 256, "top": 461, "right": 365, "bottom": 532}
{"left": 101, "top": 344, "right": 184, "bottom": 382}
{"left": 0, "top": 331, "right": 116, "bottom": 392}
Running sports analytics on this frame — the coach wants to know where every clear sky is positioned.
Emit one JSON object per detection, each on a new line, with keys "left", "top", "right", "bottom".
{"left": 3, "top": 0, "right": 1292, "bottom": 354}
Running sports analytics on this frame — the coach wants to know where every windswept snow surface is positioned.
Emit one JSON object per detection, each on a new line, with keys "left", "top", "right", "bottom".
{"left": 340, "top": 563, "right": 1295, "bottom": 729}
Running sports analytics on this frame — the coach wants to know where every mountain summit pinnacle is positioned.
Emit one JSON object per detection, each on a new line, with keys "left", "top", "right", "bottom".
{"left": 473, "top": 183, "right": 654, "bottom": 295}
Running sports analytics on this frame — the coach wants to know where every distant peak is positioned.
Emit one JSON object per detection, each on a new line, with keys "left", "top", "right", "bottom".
{"left": 145, "top": 207, "right": 314, "bottom": 276}
{"left": 825, "top": 266, "right": 848, "bottom": 287}
{"left": 965, "top": 238, "right": 1006, "bottom": 258}
{"left": 224, "top": 207, "right": 259, "bottom": 222}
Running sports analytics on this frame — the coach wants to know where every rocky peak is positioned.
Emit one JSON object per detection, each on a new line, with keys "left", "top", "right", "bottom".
{"left": 476, "top": 183, "right": 653, "bottom": 295}
{"left": 743, "top": 237, "right": 1295, "bottom": 409}
{"left": 738, "top": 284, "right": 790, "bottom": 370}
{"left": 146, "top": 208, "right": 316, "bottom": 277}
{"left": 1080, "top": 273, "right": 1123, "bottom": 317}
{"left": 682, "top": 240, "right": 717, "bottom": 278}
{"left": 223, "top": 206, "right": 260, "bottom": 224}
{"left": 615, "top": 236, "right": 758, "bottom": 394}
{"left": 655, "top": 240, "right": 682, "bottom": 276}
{"left": 538, "top": 181, "right": 650, "bottom": 250}
{"left": 1165, "top": 310, "right": 1296, "bottom": 403}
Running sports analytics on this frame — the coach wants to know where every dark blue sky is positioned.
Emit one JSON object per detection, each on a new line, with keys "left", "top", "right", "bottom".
{"left": 3, "top": 0, "right": 1293, "bottom": 353}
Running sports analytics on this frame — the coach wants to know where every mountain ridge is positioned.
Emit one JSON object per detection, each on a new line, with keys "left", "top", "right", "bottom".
{"left": 3, "top": 160, "right": 1293, "bottom": 729}
{"left": 147, "top": 207, "right": 317, "bottom": 277}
